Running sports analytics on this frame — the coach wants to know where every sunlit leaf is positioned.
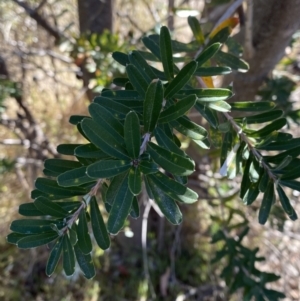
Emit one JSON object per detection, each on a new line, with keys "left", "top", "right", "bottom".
{"left": 209, "top": 17, "right": 239, "bottom": 39}
{"left": 188, "top": 16, "right": 205, "bottom": 44}
{"left": 231, "top": 101, "right": 276, "bottom": 112}
{"left": 195, "top": 43, "right": 221, "bottom": 66}
{"left": 195, "top": 66, "right": 232, "bottom": 76}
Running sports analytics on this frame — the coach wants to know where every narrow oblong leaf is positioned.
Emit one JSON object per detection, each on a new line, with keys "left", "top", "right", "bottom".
{"left": 248, "top": 118, "right": 286, "bottom": 138}
{"left": 207, "top": 27, "right": 231, "bottom": 47}
{"left": 147, "top": 142, "right": 195, "bottom": 175}
{"left": 57, "top": 144, "right": 82, "bottom": 156}
{"left": 75, "top": 143, "right": 110, "bottom": 159}
{"left": 90, "top": 197, "right": 110, "bottom": 250}
{"left": 139, "top": 160, "right": 158, "bottom": 174}
{"left": 264, "top": 146, "right": 300, "bottom": 164}
{"left": 195, "top": 43, "right": 221, "bottom": 66}
{"left": 19, "top": 203, "right": 44, "bottom": 217}
{"left": 94, "top": 97, "right": 132, "bottom": 118}
{"left": 6, "top": 233, "right": 28, "bottom": 245}
{"left": 171, "top": 116, "right": 207, "bottom": 140}
{"left": 130, "top": 197, "right": 140, "bottom": 219}
{"left": 124, "top": 111, "right": 141, "bottom": 159}
{"left": 81, "top": 118, "right": 129, "bottom": 160}
{"left": 234, "top": 110, "right": 283, "bottom": 124}
{"left": 164, "top": 61, "right": 198, "bottom": 99}
{"left": 34, "top": 197, "right": 69, "bottom": 218}
{"left": 258, "top": 182, "right": 275, "bottom": 225}
{"left": 148, "top": 172, "right": 198, "bottom": 203}
{"left": 87, "top": 160, "right": 131, "bottom": 179}
{"left": 178, "top": 88, "right": 233, "bottom": 102}
{"left": 17, "top": 232, "right": 58, "bottom": 249}
{"left": 77, "top": 210, "right": 93, "bottom": 254}
{"left": 46, "top": 236, "right": 64, "bottom": 276}
{"left": 195, "top": 103, "right": 218, "bottom": 129}
{"left": 277, "top": 185, "right": 297, "bottom": 220}
{"left": 216, "top": 51, "right": 249, "bottom": 72}
{"left": 142, "top": 36, "right": 161, "bottom": 60}
{"left": 10, "top": 219, "right": 64, "bottom": 234}
{"left": 207, "top": 100, "right": 231, "bottom": 112}
{"left": 160, "top": 26, "right": 174, "bottom": 80}
{"left": 62, "top": 235, "right": 75, "bottom": 276}
{"left": 281, "top": 165, "right": 300, "bottom": 180}
{"left": 188, "top": 16, "right": 205, "bottom": 44}
{"left": 279, "top": 180, "right": 300, "bottom": 192}
{"left": 240, "top": 157, "right": 252, "bottom": 199}
{"left": 256, "top": 137, "right": 300, "bottom": 151}
{"left": 112, "top": 51, "right": 130, "bottom": 66}
{"left": 88, "top": 103, "right": 124, "bottom": 140}
{"left": 243, "top": 183, "right": 260, "bottom": 205}
{"left": 126, "top": 64, "right": 149, "bottom": 97}
{"left": 231, "top": 101, "right": 276, "bottom": 112}
{"left": 58, "top": 166, "right": 95, "bottom": 187}
{"left": 195, "top": 66, "right": 231, "bottom": 76}
{"left": 159, "top": 94, "right": 196, "bottom": 123}
{"left": 128, "top": 167, "right": 142, "bottom": 195}
{"left": 146, "top": 176, "right": 182, "bottom": 224}
{"left": 143, "top": 79, "right": 164, "bottom": 133}
{"left": 74, "top": 242, "right": 96, "bottom": 279}
{"left": 107, "top": 173, "right": 134, "bottom": 234}
{"left": 105, "top": 172, "right": 128, "bottom": 205}
{"left": 44, "top": 159, "right": 82, "bottom": 175}
{"left": 259, "top": 170, "right": 269, "bottom": 193}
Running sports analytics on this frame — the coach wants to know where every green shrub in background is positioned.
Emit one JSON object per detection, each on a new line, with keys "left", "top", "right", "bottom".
{"left": 7, "top": 17, "right": 300, "bottom": 300}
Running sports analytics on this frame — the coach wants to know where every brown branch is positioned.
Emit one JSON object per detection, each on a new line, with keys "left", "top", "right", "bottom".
{"left": 12, "top": 0, "right": 65, "bottom": 43}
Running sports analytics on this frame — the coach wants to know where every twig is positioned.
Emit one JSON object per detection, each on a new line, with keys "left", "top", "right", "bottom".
{"left": 142, "top": 200, "right": 156, "bottom": 300}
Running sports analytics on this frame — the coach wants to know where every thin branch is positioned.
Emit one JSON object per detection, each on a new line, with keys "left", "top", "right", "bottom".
{"left": 244, "top": 0, "right": 254, "bottom": 59}
{"left": 12, "top": 0, "right": 65, "bottom": 42}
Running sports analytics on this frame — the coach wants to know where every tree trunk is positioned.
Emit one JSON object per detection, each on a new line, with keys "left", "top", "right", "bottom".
{"left": 77, "top": 0, "right": 114, "bottom": 34}
{"left": 233, "top": 0, "right": 300, "bottom": 101}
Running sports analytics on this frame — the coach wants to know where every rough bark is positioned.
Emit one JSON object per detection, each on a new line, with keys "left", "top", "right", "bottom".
{"left": 233, "top": 0, "right": 300, "bottom": 101}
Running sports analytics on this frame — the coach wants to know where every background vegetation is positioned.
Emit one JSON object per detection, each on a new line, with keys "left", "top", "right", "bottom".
{"left": 0, "top": 0, "right": 300, "bottom": 300}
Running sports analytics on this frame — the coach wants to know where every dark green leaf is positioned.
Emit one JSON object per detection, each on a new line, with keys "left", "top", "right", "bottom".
{"left": 142, "top": 36, "right": 161, "bottom": 60}
{"left": 130, "top": 197, "right": 140, "bottom": 219}
{"left": 35, "top": 178, "right": 87, "bottom": 199}
{"left": 277, "top": 185, "right": 297, "bottom": 220}
{"left": 105, "top": 172, "right": 128, "bottom": 205}
{"left": 126, "top": 64, "right": 149, "bottom": 97}
{"left": 81, "top": 118, "right": 129, "bottom": 160}
{"left": 279, "top": 180, "right": 300, "bottom": 192}
{"left": 113, "top": 77, "right": 129, "bottom": 87}
{"left": 6, "top": 233, "right": 29, "bottom": 245}
{"left": 62, "top": 235, "right": 75, "bottom": 276}
{"left": 234, "top": 110, "right": 283, "bottom": 124}
{"left": 112, "top": 51, "right": 129, "bottom": 66}
{"left": 258, "top": 181, "right": 274, "bottom": 225}
{"left": 147, "top": 142, "right": 195, "bottom": 175}
{"left": 216, "top": 51, "right": 249, "bottom": 72}
{"left": 77, "top": 210, "right": 92, "bottom": 254}
{"left": 146, "top": 176, "right": 182, "bottom": 224}
{"left": 281, "top": 165, "right": 300, "bottom": 180}
{"left": 10, "top": 219, "right": 64, "bottom": 234}
{"left": 154, "top": 127, "right": 185, "bottom": 156}
{"left": 87, "top": 160, "right": 131, "bottom": 178}
{"left": 34, "top": 197, "right": 69, "bottom": 218}
{"left": 57, "top": 144, "right": 82, "bottom": 155}
{"left": 259, "top": 170, "right": 269, "bottom": 193}
{"left": 195, "top": 66, "right": 231, "bottom": 76}
{"left": 107, "top": 173, "right": 134, "bottom": 234}
{"left": 178, "top": 88, "right": 233, "bottom": 102}
{"left": 257, "top": 137, "right": 300, "bottom": 151}
{"left": 171, "top": 116, "right": 207, "bottom": 140}
{"left": 90, "top": 197, "right": 110, "bottom": 249}
{"left": 164, "top": 61, "right": 198, "bottom": 99}
{"left": 188, "top": 16, "right": 204, "bottom": 44}
{"left": 264, "top": 146, "right": 300, "bottom": 164}
{"left": 160, "top": 26, "right": 174, "bottom": 80}
{"left": 124, "top": 111, "right": 141, "bottom": 159}
{"left": 148, "top": 172, "right": 198, "bottom": 203}
{"left": 57, "top": 166, "right": 95, "bottom": 187}
{"left": 88, "top": 103, "right": 124, "bottom": 140}
{"left": 128, "top": 167, "right": 142, "bottom": 195}
{"left": 220, "top": 131, "right": 233, "bottom": 168}
{"left": 195, "top": 103, "right": 218, "bottom": 129}
{"left": 240, "top": 157, "right": 252, "bottom": 199}
{"left": 207, "top": 27, "right": 231, "bottom": 47}
{"left": 46, "top": 236, "right": 63, "bottom": 276}
{"left": 248, "top": 118, "right": 286, "bottom": 138}
{"left": 159, "top": 94, "right": 196, "bottom": 123}
{"left": 17, "top": 232, "right": 58, "bottom": 249}
{"left": 143, "top": 79, "right": 164, "bottom": 133}
{"left": 75, "top": 143, "right": 110, "bottom": 159}
{"left": 101, "top": 89, "right": 142, "bottom": 101}
{"left": 74, "top": 243, "right": 95, "bottom": 279}
{"left": 249, "top": 160, "right": 260, "bottom": 183}
{"left": 231, "top": 101, "right": 276, "bottom": 112}
{"left": 139, "top": 160, "right": 158, "bottom": 174}
{"left": 129, "top": 51, "right": 157, "bottom": 82}
{"left": 195, "top": 43, "right": 221, "bottom": 66}
{"left": 69, "top": 115, "right": 88, "bottom": 125}
{"left": 19, "top": 203, "right": 44, "bottom": 216}
{"left": 44, "top": 159, "right": 82, "bottom": 175}
{"left": 243, "top": 183, "right": 260, "bottom": 205}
